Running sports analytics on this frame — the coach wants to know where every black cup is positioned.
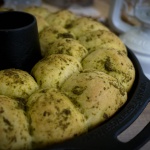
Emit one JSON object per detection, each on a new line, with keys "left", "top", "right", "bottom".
{"left": 0, "top": 11, "right": 42, "bottom": 72}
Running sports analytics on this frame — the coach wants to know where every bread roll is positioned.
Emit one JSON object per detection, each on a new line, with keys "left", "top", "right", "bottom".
{"left": 46, "top": 10, "right": 77, "bottom": 27}
{"left": 82, "top": 49, "right": 135, "bottom": 92}
{"left": 67, "top": 17, "right": 109, "bottom": 38}
{"left": 0, "top": 95, "right": 32, "bottom": 150}
{"left": 26, "top": 88, "right": 87, "bottom": 148}
{"left": 61, "top": 70, "right": 127, "bottom": 129}
{"left": 45, "top": 38, "right": 88, "bottom": 62}
{"left": 31, "top": 54, "right": 82, "bottom": 89}
{"left": 39, "top": 25, "right": 74, "bottom": 56}
{"left": 0, "top": 69, "right": 39, "bottom": 102}
{"left": 78, "top": 30, "right": 127, "bottom": 54}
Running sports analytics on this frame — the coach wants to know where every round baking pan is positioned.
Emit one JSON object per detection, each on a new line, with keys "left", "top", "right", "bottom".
{"left": 43, "top": 47, "right": 150, "bottom": 150}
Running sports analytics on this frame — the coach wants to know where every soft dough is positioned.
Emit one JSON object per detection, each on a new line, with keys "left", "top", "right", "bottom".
{"left": 46, "top": 10, "right": 77, "bottom": 27}
{"left": 78, "top": 30, "right": 127, "bottom": 54}
{"left": 82, "top": 49, "right": 135, "bottom": 92}
{"left": 67, "top": 17, "right": 109, "bottom": 38}
{"left": 31, "top": 54, "right": 82, "bottom": 89}
{"left": 0, "top": 95, "right": 32, "bottom": 150}
{"left": 61, "top": 70, "right": 127, "bottom": 129}
{"left": 0, "top": 69, "right": 39, "bottom": 102}
{"left": 39, "top": 25, "right": 74, "bottom": 56}
{"left": 26, "top": 88, "right": 87, "bottom": 149}
{"left": 45, "top": 38, "right": 88, "bottom": 62}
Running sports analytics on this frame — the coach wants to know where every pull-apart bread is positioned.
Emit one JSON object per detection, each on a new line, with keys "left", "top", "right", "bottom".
{"left": 61, "top": 70, "right": 127, "bottom": 129}
{"left": 0, "top": 95, "right": 32, "bottom": 150}
{"left": 26, "top": 88, "right": 87, "bottom": 149}
{"left": 0, "top": 7, "right": 135, "bottom": 149}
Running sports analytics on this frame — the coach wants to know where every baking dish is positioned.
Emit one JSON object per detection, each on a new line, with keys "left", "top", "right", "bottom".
{"left": 42, "top": 47, "right": 150, "bottom": 150}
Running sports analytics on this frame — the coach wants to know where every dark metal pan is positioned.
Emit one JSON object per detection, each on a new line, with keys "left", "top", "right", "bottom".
{"left": 42, "top": 47, "right": 150, "bottom": 150}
